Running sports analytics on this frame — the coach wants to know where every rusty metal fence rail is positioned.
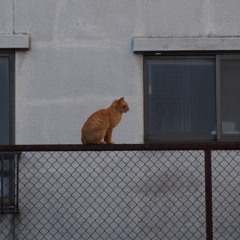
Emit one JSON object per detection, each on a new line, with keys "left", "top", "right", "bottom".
{"left": 0, "top": 144, "right": 239, "bottom": 240}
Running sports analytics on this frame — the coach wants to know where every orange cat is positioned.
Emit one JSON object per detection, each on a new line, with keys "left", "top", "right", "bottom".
{"left": 81, "top": 97, "right": 129, "bottom": 144}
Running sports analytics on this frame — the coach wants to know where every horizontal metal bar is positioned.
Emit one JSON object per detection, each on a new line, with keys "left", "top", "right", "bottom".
{"left": 0, "top": 142, "right": 240, "bottom": 152}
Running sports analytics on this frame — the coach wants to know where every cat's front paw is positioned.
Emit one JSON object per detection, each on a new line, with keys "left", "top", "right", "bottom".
{"left": 107, "top": 141, "right": 115, "bottom": 144}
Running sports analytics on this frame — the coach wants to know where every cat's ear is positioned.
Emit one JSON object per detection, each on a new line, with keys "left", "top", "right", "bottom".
{"left": 119, "top": 97, "right": 124, "bottom": 101}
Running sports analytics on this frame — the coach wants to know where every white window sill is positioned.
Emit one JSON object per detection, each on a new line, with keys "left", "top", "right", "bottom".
{"left": 0, "top": 34, "right": 30, "bottom": 49}
{"left": 133, "top": 37, "right": 240, "bottom": 52}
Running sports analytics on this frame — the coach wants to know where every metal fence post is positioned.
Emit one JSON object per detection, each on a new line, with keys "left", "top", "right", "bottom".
{"left": 205, "top": 149, "right": 213, "bottom": 240}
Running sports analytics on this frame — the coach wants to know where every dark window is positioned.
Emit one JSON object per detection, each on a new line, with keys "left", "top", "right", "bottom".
{"left": 0, "top": 153, "right": 19, "bottom": 213}
{"left": 0, "top": 52, "right": 17, "bottom": 213}
{"left": 0, "top": 52, "right": 14, "bottom": 145}
{"left": 220, "top": 57, "right": 240, "bottom": 140}
{"left": 144, "top": 54, "right": 240, "bottom": 142}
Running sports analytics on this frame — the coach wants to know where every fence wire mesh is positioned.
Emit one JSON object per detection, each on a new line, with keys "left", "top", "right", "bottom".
{"left": 0, "top": 149, "right": 206, "bottom": 240}
{"left": 212, "top": 151, "right": 240, "bottom": 240}
{"left": 0, "top": 145, "right": 239, "bottom": 240}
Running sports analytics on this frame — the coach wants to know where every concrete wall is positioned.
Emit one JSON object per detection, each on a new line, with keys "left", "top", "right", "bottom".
{"left": 0, "top": 0, "right": 236, "bottom": 144}
{"left": 14, "top": 0, "right": 144, "bottom": 144}
{"left": 0, "top": 0, "right": 13, "bottom": 33}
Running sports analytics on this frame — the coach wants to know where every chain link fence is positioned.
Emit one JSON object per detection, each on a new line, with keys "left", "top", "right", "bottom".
{"left": 212, "top": 150, "right": 240, "bottom": 240}
{"left": 0, "top": 144, "right": 239, "bottom": 240}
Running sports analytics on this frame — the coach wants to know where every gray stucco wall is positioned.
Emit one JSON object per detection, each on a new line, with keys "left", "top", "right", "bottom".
{"left": 0, "top": 0, "right": 13, "bottom": 33}
{"left": 2, "top": 0, "right": 240, "bottom": 143}
{"left": 14, "top": 0, "right": 144, "bottom": 144}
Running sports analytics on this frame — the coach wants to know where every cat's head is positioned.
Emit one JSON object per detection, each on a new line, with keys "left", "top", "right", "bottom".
{"left": 112, "top": 97, "right": 129, "bottom": 113}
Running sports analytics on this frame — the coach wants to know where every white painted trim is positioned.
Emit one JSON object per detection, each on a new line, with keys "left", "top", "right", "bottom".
{"left": 133, "top": 37, "right": 240, "bottom": 52}
{"left": 0, "top": 34, "right": 30, "bottom": 49}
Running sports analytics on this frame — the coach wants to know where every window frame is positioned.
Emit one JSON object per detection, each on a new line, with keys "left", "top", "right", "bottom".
{"left": 0, "top": 51, "right": 17, "bottom": 213}
{"left": 0, "top": 153, "right": 19, "bottom": 213}
{"left": 144, "top": 51, "right": 240, "bottom": 143}
{"left": 0, "top": 51, "right": 15, "bottom": 145}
